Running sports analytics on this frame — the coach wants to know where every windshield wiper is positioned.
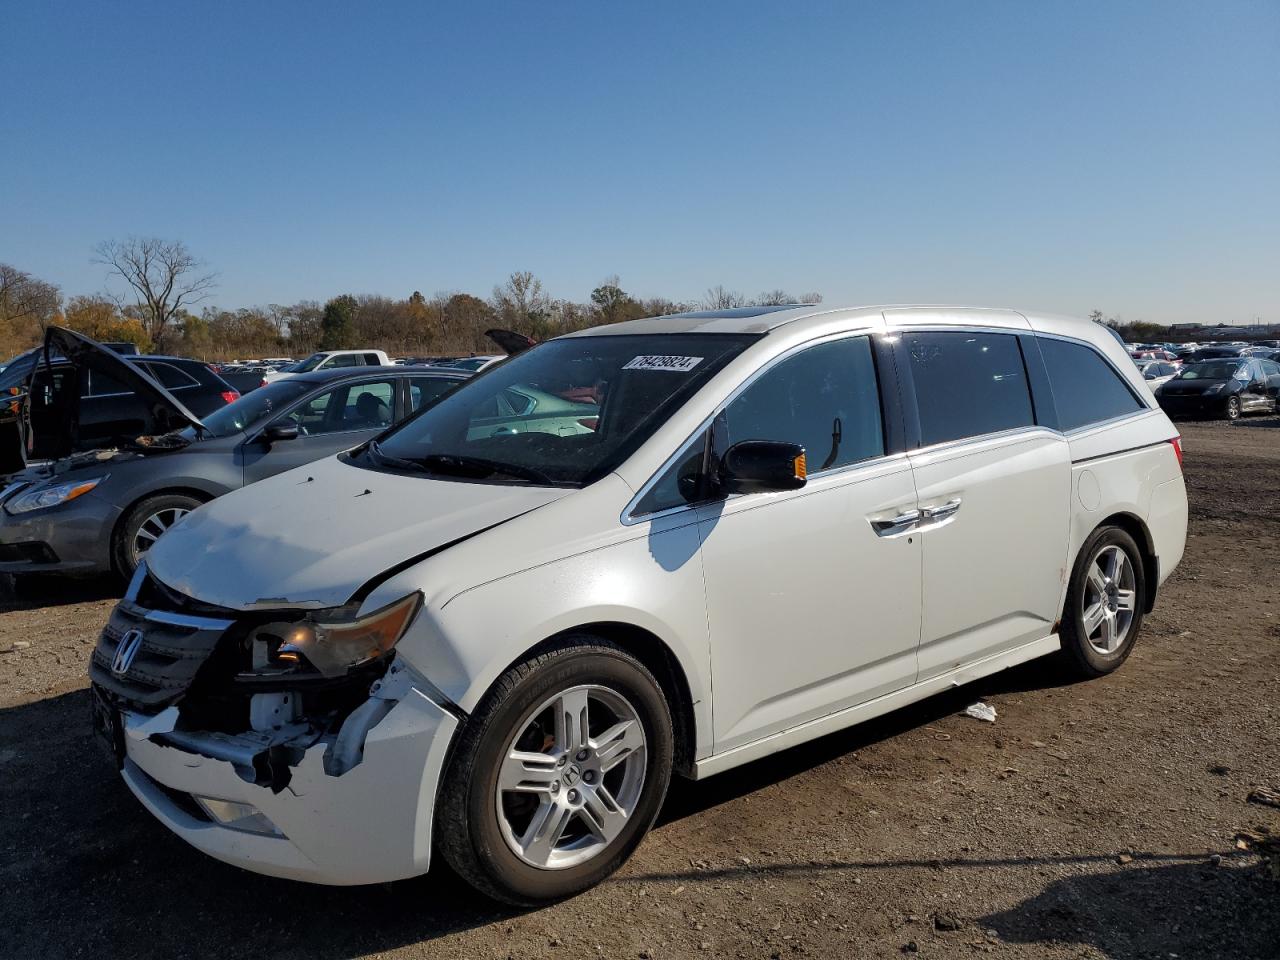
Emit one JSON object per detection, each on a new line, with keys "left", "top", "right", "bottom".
{"left": 366, "top": 439, "right": 425, "bottom": 472}
{"left": 416, "top": 453, "right": 556, "bottom": 485}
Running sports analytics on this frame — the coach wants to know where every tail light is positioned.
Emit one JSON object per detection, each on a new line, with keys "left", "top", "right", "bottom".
{"left": 260, "top": 379, "right": 268, "bottom": 389}
{"left": 1168, "top": 436, "right": 1183, "bottom": 470}
{"left": 578, "top": 417, "right": 599, "bottom": 430}
{"left": 220, "top": 390, "right": 240, "bottom": 405}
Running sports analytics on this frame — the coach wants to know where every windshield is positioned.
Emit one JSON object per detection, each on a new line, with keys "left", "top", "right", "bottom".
{"left": 1176, "top": 360, "right": 1243, "bottom": 381}
{"left": 353, "top": 333, "right": 756, "bottom": 486}
{"left": 183, "top": 379, "right": 315, "bottom": 438}
{"left": 287, "top": 353, "right": 326, "bottom": 373}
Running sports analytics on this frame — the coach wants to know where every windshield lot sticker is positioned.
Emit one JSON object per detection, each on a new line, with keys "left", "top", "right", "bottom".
{"left": 623, "top": 355, "right": 704, "bottom": 372}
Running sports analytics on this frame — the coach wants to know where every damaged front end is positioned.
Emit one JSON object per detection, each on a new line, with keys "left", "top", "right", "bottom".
{"left": 89, "top": 565, "right": 461, "bottom": 884}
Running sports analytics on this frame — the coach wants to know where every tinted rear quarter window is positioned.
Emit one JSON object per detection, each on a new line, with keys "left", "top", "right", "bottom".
{"left": 904, "top": 331, "right": 1033, "bottom": 445}
{"left": 1037, "top": 338, "right": 1145, "bottom": 432}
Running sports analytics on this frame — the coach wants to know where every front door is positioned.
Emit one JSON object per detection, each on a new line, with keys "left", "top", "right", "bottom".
{"left": 242, "top": 377, "right": 400, "bottom": 484}
{"left": 699, "top": 335, "right": 923, "bottom": 753}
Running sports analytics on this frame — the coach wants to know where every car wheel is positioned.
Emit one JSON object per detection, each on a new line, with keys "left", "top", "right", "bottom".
{"left": 114, "top": 493, "right": 202, "bottom": 578}
{"left": 1224, "top": 396, "right": 1241, "bottom": 420}
{"left": 1057, "top": 526, "right": 1146, "bottom": 679}
{"left": 436, "top": 636, "right": 674, "bottom": 905}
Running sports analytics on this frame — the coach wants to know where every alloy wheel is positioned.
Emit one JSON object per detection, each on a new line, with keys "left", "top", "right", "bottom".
{"left": 131, "top": 507, "right": 191, "bottom": 564}
{"left": 1080, "top": 544, "right": 1137, "bottom": 655}
{"left": 494, "top": 684, "right": 647, "bottom": 870}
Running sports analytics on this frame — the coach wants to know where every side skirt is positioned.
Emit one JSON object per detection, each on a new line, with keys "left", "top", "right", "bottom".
{"left": 692, "top": 633, "right": 1061, "bottom": 780}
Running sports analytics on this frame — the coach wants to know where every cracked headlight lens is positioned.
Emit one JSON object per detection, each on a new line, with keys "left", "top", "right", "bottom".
{"left": 6, "top": 476, "right": 104, "bottom": 514}
{"left": 277, "top": 592, "right": 422, "bottom": 678}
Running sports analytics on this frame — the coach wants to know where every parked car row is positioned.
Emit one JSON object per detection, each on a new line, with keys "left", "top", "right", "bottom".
{"left": 74, "top": 305, "right": 1187, "bottom": 905}
{"left": 0, "top": 329, "right": 472, "bottom": 584}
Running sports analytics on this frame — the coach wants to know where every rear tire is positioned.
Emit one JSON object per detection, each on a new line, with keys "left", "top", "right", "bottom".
{"left": 1224, "top": 396, "right": 1241, "bottom": 421}
{"left": 1057, "top": 526, "right": 1146, "bottom": 679}
{"left": 113, "top": 493, "right": 202, "bottom": 578}
{"left": 436, "top": 637, "right": 673, "bottom": 906}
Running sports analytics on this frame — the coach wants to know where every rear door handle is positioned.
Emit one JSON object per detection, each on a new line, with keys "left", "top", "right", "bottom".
{"left": 921, "top": 498, "right": 962, "bottom": 522}
{"left": 870, "top": 509, "right": 921, "bottom": 536}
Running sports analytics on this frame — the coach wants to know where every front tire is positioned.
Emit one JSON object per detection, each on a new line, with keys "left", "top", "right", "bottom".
{"left": 436, "top": 637, "right": 673, "bottom": 905}
{"left": 1224, "top": 396, "right": 1241, "bottom": 420}
{"left": 1057, "top": 526, "right": 1146, "bottom": 679}
{"left": 113, "top": 493, "right": 202, "bottom": 578}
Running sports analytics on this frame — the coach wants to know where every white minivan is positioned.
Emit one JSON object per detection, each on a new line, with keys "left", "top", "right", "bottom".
{"left": 90, "top": 305, "right": 1188, "bottom": 904}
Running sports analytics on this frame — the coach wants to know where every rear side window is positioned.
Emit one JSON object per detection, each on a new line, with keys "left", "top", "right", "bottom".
{"left": 1037, "top": 338, "right": 1145, "bottom": 432}
{"left": 363, "top": 353, "right": 381, "bottom": 365}
{"left": 140, "top": 361, "right": 199, "bottom": 390}
{"left": 904, "top": 331, "right": 1033, "bottom": 445}
{"left": 409, "top": 376, "right": 459, "bottom": 411}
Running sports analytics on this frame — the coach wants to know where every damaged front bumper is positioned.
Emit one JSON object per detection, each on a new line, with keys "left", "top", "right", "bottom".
{"left": 115, "top": 659, "right": 459, "bottom": 885}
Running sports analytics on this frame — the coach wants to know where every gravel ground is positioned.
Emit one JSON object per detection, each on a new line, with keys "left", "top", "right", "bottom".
{"left": 1, "top": 417, "right": 1277, "bottom": 960}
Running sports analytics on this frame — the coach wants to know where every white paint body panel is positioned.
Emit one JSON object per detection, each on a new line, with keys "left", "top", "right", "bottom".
{"left": 120, "top": 304, "right": 1188, "bottom": 885}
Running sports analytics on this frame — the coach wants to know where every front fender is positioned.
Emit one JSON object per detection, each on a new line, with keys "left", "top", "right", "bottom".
{"left": 390, "top": 515, "right": 715, "bottom": 761}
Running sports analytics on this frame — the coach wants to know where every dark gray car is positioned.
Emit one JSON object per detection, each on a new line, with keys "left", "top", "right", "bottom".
{"left": 0, "top": 352, "right": 469, "bottom": 583}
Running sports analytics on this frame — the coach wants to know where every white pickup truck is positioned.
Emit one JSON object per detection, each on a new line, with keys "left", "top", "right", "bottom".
{"left": 263, "top": 349, "right": 392, "bottom": 383}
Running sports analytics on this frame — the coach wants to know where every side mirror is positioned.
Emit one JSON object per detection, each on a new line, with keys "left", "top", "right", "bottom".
{"left": 719, "top": 440, "right": 807, "bottom": 494}
{"left": 261, "top": 420, "right": 299, "bottom": 443}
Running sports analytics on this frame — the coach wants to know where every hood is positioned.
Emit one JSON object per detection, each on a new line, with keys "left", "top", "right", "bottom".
{"left": 144, "top": 454, "right": 571, "bottom": 611}
{"left": 0, "top": 327, "right": 205, "bottom": 472}
{"left": 485, "top": 328, "right": 538, "bottom": 355}
{"left": 1161, "top": 377, "right": 1234, "bottom": 394}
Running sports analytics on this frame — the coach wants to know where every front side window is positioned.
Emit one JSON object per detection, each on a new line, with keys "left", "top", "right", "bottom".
{"left": 1038, "top": 337, "right": 1145, "bottom": 431}
{"left": 290, "top": 353, "right": 326, "bottom": 373}
{"left": 905, "top": 331, "right": 1034, "bottom": 445}
{"left": 719, "top": 336, "right": 884, "bottom": 470}
{"left": 357, "top": 334, "right": 756, "bottom": 486}
{"left": 634, "top": 337, "right": 886, "bottom": 516}
{"left": 288, "top": 379, "right": 397, "bottom": 435}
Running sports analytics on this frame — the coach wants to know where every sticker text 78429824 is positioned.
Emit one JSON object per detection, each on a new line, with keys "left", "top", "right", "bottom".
{"left": 622, "top": 355, "right": 704, "bottom": 372}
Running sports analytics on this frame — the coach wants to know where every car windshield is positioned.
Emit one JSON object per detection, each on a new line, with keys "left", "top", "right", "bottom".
{"left": 286, "top": 353, "right": 326, "bottom": 373}
{"left": 181, "top": 379, "right": 316, "bottom": 439}
{"left": 1176, "top": 360, "right": 1243, "bottom": 381}
{"left": 352, "top": 333, "right": 756, "bottom": 486}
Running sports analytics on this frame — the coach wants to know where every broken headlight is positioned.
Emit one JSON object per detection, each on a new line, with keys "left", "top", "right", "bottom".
{"left": 255, "top": 592, "right": 423, "bottom": 679}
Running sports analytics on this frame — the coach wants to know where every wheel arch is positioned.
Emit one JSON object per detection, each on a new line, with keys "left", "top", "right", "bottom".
{"left": 109, "top": 485, "right": 220, "bottom": 575}
{"left": 1090, "top": 511, "right": 1159, "bottom": 614}
{"left": 518, "top": 621, "right": 699, "bottom": 778}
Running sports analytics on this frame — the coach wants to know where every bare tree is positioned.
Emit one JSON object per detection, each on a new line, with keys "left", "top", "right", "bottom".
{"left": 0, "top": 263, "right": 60, "bottom": 327}
{"left": 797, "top": 291, "right": 823, "bottom": 304}
{"left": 754, "top": 289, "right": 794, "bottom": 306}
{"left": 94, "top": 238, "right": 217, "bottom": 348}
{"left": 703, "top": 285, "right": 745, "bottom": 310}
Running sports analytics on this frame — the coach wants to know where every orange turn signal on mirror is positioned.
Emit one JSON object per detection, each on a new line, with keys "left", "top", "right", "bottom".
{"left": 793, "top": 453, "right": 807, "bottom": 480}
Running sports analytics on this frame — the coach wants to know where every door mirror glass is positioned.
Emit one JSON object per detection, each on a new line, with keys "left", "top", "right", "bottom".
{"left": 262, "top": 420, "right": 299, "bottom": 442}
{"left": 720, "top": 440, "right": 807, "bottom": 494}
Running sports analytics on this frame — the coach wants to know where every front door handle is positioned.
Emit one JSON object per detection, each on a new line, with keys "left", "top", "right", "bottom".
{"left": 870, "top": 509, "right": 921, "bottom": 536}
{"left": 921, "top": 498, "right": 962, "bottom": 522}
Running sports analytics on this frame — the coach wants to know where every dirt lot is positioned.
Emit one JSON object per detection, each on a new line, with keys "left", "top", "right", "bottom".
{"left": 2, "top": 417, "right": 1277, "bottom": 960}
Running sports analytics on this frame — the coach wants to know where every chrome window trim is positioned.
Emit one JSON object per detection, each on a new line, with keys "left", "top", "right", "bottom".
{"left": 620, "top": 327, "right": 885, "bottom": 526}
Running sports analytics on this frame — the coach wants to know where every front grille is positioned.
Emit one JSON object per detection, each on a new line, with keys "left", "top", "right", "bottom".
{"left": 89, "top": 598, "right": 234, "bottom": 709}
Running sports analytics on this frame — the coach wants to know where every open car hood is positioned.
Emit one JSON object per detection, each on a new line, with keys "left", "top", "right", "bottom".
{"left": 485, "top": 328, "right": 538, "bottom": 356}
{"left": 0, "top": 327, "right": 205, "bottom": 473}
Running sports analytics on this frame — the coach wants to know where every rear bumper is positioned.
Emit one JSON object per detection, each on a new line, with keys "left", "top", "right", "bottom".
{"left": 119, "top": 682, "right": 460, "bottom": 885}
{"left": 0, "top": 491, "right": 119, "bottom": 575}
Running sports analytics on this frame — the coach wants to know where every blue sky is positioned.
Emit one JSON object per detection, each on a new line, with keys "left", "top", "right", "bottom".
{"left": 5, "top": 1, "right": 1278, "bottom": 324}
